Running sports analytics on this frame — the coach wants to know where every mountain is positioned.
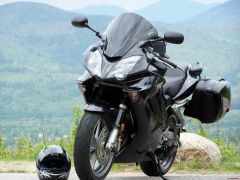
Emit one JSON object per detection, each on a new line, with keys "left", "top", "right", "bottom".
{"left": 185, "top": 0, "right": 240, "bottom": 26}
{"left": 73, "top": 0, "right": 220, "bottom": 23}
{"left": 0, "top": 2, "right": 112, "bottom": 145}
{"left": 74, "top": 5, "right": 126, "bottom": 17}
{"left": 136, "top": 0, "right": 218, "bottom": 23}
{"left": 0, "top": 1, "right": 239, "bottom": 145}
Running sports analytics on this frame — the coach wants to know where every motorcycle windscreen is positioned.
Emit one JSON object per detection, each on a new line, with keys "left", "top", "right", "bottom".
{"left": 103, "top": 13, "right": 158, "bottom": 58}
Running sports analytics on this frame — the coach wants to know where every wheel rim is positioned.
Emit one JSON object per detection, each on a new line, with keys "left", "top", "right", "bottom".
{"left": 158, "top": 147, "right": 176, "bottom": 171}
{"left": 159, "top": 153, "right": 173, "bottom": 170}
{"left": 89, "top": 120, "right": 114, "bottom": 177}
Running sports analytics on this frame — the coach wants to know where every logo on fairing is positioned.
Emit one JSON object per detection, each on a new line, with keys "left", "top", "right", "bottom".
{"left": 148, "top": 31, "right": 154, "bottom": 36}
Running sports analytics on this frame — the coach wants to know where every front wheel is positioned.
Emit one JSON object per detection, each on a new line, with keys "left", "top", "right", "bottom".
{"left": 74, "top": 112, "right": 114, "bottom": 180}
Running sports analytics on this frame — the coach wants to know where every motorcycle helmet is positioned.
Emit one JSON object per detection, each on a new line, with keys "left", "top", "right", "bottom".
{"left": 36, "top": 145, "right": 71, "bottom": 180}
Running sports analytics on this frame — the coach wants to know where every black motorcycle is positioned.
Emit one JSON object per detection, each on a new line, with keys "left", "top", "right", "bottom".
{"left": 71, "top": 13, "right": 231, "bottom": 180}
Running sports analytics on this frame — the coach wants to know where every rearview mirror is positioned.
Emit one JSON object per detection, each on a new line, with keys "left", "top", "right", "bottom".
{"left": 164, "top": 32, "right": 184, "bottom": 44}
{"left": 71, "top": 16, "right": 88, "bottom": 28}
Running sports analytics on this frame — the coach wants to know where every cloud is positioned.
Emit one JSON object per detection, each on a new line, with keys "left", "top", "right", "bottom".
{"left": 0, "top": 0, "right": 159, "bottom": 10}
{"left": 0, "top": 0, "right": 230, "bottom": 10}
{"left": 191, "top": 0, "right": 229, "bottom": 4}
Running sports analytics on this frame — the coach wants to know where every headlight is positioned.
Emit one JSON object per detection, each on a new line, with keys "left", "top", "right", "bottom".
{"left": 107, "top": 56, "right": 142, "bottom": 79}
{"left": 86, "top": 50, "right": 102, "bottom": 77}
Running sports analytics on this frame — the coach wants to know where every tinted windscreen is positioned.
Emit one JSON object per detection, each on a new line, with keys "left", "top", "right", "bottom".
{"left": 104, "top": 13, "right": 158, "bottom": 58}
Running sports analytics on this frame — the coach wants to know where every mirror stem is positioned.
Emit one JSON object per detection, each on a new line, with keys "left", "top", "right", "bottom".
{"left": 85, "top": 25, "right": 102, "bottom": 39}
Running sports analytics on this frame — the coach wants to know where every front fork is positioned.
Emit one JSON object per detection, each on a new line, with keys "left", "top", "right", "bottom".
{"left": 106, "top": 103, "right": 127, "bottom": 151}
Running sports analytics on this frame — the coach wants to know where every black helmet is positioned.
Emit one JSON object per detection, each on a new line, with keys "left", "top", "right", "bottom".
{"left": 36, "top": 145, "right": 71, "bottom": 180}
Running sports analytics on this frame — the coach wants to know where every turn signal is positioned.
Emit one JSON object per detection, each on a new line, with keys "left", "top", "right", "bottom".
{"left": 120, "top": 123, "right": 125, "bottom": 132}
{"left": 78, "top": 84, "right": 87, "bottom": 93}
{"left": 226, "top": 105, "right": 231, "bottom": 112}
{"left": 128, "top": 91, "right": 139, "bottom": 103}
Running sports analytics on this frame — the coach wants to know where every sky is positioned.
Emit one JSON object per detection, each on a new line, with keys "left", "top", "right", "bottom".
{"left": 0, "top": 0, "right": 230, "bottom": 11}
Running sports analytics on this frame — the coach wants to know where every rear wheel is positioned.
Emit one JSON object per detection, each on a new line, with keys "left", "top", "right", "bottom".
{"left": 140, "top": 146, "right": 177, "bottom": 176}
{"left": 140, "top": 118, "right": 180, "bottom": 177}
{"left": 74, "top": 112, "right": 114, "bottom": 180}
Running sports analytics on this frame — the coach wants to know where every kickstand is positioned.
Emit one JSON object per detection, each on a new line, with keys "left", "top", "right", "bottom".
{"left": 158, "top": 170, "right": 168, "bottom": 180}
{"left": 161, "top": 176, "right": 169, "bottom": 180}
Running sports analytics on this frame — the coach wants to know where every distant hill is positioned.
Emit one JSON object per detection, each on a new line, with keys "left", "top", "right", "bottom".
{"left": 0, "top": 2, "right": 112, "bottom": 145}
{"left": 185, "top": 0, "right": 240, "bottom": 26}
{"left": 74, "top": 5, "right": 126, "bottom": 16}
{"left": 135, "top": 0, "right": 218, "bottom": 23}
{"left": 0, "top": 1, "right": 239, "bottom": 145}
{"left": 73, "top": 0, "right": 219, "bottom": 23}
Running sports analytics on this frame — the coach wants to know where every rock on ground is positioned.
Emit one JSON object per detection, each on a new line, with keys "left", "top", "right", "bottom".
{"left": 175, "top": 133, "right": 221, "bottom": 163}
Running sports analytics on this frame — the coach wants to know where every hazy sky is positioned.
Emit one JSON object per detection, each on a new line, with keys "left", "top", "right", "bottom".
{"left": 0, "top": 0, "right": 230, "bottom": 11}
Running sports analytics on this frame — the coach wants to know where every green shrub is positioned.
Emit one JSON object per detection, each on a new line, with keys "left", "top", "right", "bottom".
{"left": 71, "top": 105, "right": 83, "bottom": 138}
{"left": 0, "top": 135, "right": 10, "bottom": 159}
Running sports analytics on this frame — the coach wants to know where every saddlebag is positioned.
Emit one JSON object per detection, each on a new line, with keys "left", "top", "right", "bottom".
{"left": 184, "top": 79, "right": 231, "bottom": 123}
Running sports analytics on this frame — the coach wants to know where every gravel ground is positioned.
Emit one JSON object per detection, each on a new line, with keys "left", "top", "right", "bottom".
{"left": 0, "top": 161, "right": 36, "bottom": 173}
{"left": 0, "top": 172, "right": 239, "bottom": 180}
{"left": 0, "top": 161, "right": 239, "bottom": 180}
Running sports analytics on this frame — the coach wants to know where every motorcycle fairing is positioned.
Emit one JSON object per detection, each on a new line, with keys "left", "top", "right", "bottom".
{"left": 103, "top": 13, "right": 158, "bottom": 58}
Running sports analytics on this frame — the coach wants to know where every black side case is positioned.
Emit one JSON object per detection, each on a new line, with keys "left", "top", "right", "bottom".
{"left": 184, "top": 79, "right": 231, "bottom": 123}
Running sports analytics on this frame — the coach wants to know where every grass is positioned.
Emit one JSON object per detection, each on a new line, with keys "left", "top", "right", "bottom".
{"left": 111, "top": 161, "right": 240, "bottom": 174}
{"left": 172, "top": 161, "right": 240, "bottom": 174}
{"left": 1, "top": 139, "right": 239, "bottom": 174}
{"left": 0, "top": 169, "right": 27, "bottom": 173}
{"left": 111, "top": 163, "right": 140, "bottom": 173}
{"left": 0, "top": 161, "right": 35, "bottom": 173}
{"left": 111, "top": 145, "right": 240, "bottom": 174}
{"left": 1, "top": 106, "right": 239, "bottom": 174}
{"left": 0, "top": 160, "right": 239, "bottom": 174}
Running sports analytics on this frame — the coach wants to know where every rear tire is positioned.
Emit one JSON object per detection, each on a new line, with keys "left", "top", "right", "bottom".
{"left": 74, "top": 112, "right": 114, "bottom": 180}
{"left": 139, "top": 161, "right": 161, "bottom": 176}
{"left": 140, "top": 151, "right": 177, "bottom": 176}
{"left": 140, "top": 113, "right": 180, "bottom": 176}
{"left": 140, "top": 150, "right": 177, "bottom": 176}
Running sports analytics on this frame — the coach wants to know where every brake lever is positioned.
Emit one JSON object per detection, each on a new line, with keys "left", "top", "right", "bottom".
{"left": 144, "top": 50, "right": 166, "bottom": 73}
{"left": 156, "top": 56, "right": 177, "bottom": 68}
{"left": 144, "top": 48, "right": 177, "bottom": 69}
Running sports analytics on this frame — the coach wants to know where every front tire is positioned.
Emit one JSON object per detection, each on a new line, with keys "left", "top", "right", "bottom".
{"left": 74, "top": 112, "right": 114, "bottom": 180}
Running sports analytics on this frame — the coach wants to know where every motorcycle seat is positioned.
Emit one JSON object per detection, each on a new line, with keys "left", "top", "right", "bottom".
{"left": 163, "top": 62, "right": 189, "bottom": 98}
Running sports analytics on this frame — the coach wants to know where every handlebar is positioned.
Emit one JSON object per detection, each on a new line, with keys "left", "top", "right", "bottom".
{"left": 156, "top": 56, "right": 177, "bottom": 68}
{"left": 144, "top": 48, "right": 177, "bottom": 69}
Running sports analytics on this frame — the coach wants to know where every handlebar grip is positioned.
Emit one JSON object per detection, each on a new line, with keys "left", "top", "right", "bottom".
{"left": 152, "top": 60, "right": 168, "bottom": 72}
{"left": 163, "top": 59, "right": 177, "bottom": 68}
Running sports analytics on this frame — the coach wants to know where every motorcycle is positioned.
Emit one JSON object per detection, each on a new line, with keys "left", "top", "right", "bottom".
{"left": 71, "top": 13, "right": 231, "bottom": 180}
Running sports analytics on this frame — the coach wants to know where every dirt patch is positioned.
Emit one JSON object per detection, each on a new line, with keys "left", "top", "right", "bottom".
{"left": 0, "top": 161, "right": 36, "bottom": 173}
